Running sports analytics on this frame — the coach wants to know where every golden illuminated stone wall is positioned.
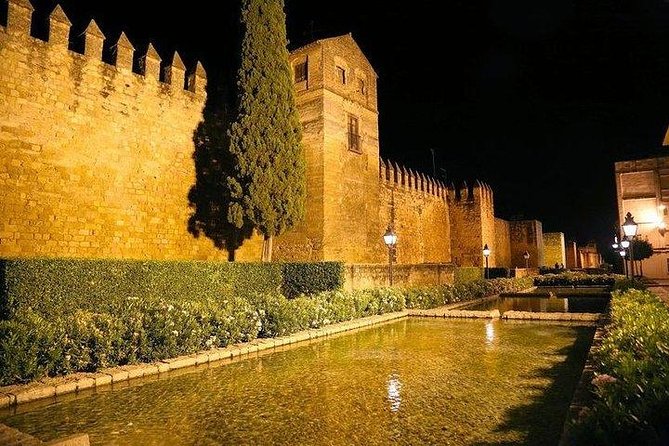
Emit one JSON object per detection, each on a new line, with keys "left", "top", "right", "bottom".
{"left": 379, "top": 161, "right": 451, "bottom": 264}
{"left": 0, "top": 1, "right": 263, "bottom": 260}
{"left": 277, "top": 34, "right": 382, "bottom": 262}
{"left": 494, "top": 218, "right": 511, "bottom": 267}
{"left": 542, "top": 232, "right": 566, "bottom": 267}
{"left": 448, "top": 182, "right": 497, "bottom": 266}
{"left": 509, "top": 220, "right": 544, "bottom": 268}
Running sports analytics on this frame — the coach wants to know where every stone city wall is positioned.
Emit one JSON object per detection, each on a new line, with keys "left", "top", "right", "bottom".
{"left": 343, "top": 263, "right": 454, "bottom": 290}
{"left": 0, "top": 1, "right": 263, "bottom": 261}
{"left": 543, "top": 232, "right": 566, "bottom": 267}
{"left": 448, "top": 182, "right": 496, "bottom": 266}
{"left": 509, "top": 220, "right": 544, "bottom": 268}
{"left": 494, "top": 218, "right": 511, "bottom": 267}
{"left": 379, "top": 160, "right": 451, "bottom": 265}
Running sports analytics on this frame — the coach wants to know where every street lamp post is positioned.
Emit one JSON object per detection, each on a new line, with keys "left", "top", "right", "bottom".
{"left": 523, "top": 251, "right": 530, "bottom": 269}
{"left": 619, "top": 249, "right": 628, "bottom": 278}
{"left": 621, "top": 239, "right": 630, "bottom": 278}
{"left": 483, "top": 244, "right": 491, "bottom": 279}
{"left": 383, "top": 227, "right": 398, "bottom": 286}
{"left": 622, "top": 212, "right": 638, "bottom": 278}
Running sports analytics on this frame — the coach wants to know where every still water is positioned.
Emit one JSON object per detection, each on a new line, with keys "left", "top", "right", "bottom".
{"left": 464, "top": 296, "right": 609, "bottom": 313}
{"left": 2, "top": 319, "right": 594, "bottom": 446}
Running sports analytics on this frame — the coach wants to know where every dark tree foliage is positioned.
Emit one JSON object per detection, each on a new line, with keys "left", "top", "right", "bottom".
{"left": 188, "top": 104, "right": 254, "bottom": 261}
{"left": 228, "top": 0, "right": 306, "bottom": 261}
{"left": 632, "top": 239, "right": 654, "bottom": 261}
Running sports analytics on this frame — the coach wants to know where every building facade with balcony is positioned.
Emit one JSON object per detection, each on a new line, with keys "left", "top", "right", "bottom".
{"left": 615, "top": 132, "right": 669, "bottom": 278}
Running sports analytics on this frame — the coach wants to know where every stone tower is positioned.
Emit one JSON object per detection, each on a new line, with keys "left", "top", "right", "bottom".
{"left": 275, "top": 34, "right": 381, "bottom": 262}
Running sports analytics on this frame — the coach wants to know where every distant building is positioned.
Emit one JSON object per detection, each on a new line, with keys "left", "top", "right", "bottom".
{"left": 542, "top": 232, "right": 566, "bottom": 267}
{"left": 614, "top": 125, "right": 669, "bottom": 278}
{"left": 564, "top": 241, "right": 601, "bottom": 269}
{"left": 577, "top": 243, "right": 602, "bottom": 269}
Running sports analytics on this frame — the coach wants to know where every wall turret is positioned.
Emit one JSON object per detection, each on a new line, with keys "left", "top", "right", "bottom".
{"left": 48, "top": 4, "right": 70, "bottom": 47}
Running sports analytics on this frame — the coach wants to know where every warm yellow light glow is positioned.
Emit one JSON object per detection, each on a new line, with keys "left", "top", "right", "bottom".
{"left": 486, "top": 320, "right": 495, "bottom": 346}
{"left": 640, "top": 208, "right": 660, "bottom": 225}
{"left": 387, "top": 374, "right": 402, "bottom": 412}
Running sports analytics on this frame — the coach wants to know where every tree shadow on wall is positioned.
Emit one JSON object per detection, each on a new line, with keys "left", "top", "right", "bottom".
{"left": 472, "top": 326, "right": 594, "bottom": 446}
{"left": 187, "top": 95, "right": 253, "bottom": 261}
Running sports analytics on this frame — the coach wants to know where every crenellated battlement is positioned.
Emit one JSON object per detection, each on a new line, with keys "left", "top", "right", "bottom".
{"left": 0, "top": 0, "right": 206, "bottom": 98}
{"left": 0, "top": 0, "right": 224, "bottom": 261}
{"left": 447, "top": 180, "right": 494, "bottom": 207}
{"left": 379, "top": 158, "right": 448, "bottom": 201}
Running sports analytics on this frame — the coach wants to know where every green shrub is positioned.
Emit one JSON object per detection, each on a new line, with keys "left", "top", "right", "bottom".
{"left": 611, "top": 277, "right": 647, "bottom": 292}
{"left": 281, "top": 262, "right": 344, "bottom": 298}
{"left": 454, "top": 267, "right": 483, "bottom": 284}
{"left": 0, "top": 310, "right": 64, "bottom": 384}
{"left": 487, "top": 267, "right": 510, "bottom": 279}
{"left": 534, "top": 272, "right": 619, "bottom": 287}
{"left": 571, "top": 288, "right": 669, "bottom": 444}
{"left": 0, "top": 258, "right": 283, "bottom": 319}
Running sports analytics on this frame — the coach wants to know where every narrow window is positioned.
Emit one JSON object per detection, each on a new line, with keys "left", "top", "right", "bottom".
{"left": 336, "top": 66, "right": 346, "bottom": 84}
{"left": 358, "top": 78, "right": 366, "bottom": 95}
{"left": 348, "top": 115, "right": 361, "bottom": 153}
{"left": 294, "top": 61, "right": 308, "bottom": 83}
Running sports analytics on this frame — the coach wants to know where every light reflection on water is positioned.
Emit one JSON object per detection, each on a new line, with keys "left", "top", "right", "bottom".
{"left": 387, "top": 374, "right": 402, "bottom": 412}
{"left": 485, "top": 320, "right": 495, "bottom": 346}
{"left": 1, "top": 319, "right": 594, "bottom": 446}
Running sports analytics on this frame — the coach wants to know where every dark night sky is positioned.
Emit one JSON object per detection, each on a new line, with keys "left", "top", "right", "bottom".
{"left": 23, "top": 0, "right": 669, "bottom": 249}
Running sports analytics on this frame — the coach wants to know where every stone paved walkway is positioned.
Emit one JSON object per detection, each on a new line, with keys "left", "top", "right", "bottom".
{"left": 645, "top": 279, "right": 669, "bottom": 307}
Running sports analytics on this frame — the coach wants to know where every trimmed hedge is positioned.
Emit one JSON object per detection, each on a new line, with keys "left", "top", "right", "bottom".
{"left": 534, "top": 272, "right": 619, "bottom": 287}
{"left": 572, "top": 288, "right": 669, "bottom": 444}
{"left": 454, "top": 267, "right": 483, "bottom": 284}
{"left": 0, "top": 259, "right": 346, "bottom": 320}
{"left": 280, "top": 262, "right": 345, "bottom": 298}
{"left": 487, "top": 267, "right": 510, "bottom": 279}
{"left": 0, "top": 276, "right": 532, "bottom": 385}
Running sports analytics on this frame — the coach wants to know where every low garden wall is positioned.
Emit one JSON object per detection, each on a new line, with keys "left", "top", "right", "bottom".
{"left": 343, "top": 263, "right": 454, "bottom": 290}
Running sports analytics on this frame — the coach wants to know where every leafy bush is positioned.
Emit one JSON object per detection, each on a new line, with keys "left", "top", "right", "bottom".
{"left": 281, "top": 262, "right": 344, "bottom": 298}
{"left": 0, "top": 259, "right": 283, "bottom": 319}
{"left": 534, "top": 272, "right": 619, "bottom": 287}
{"left": 571, "top": 288, "right": 669, "bottom": 444}
{"left": 454, "top": 267, "right": 483, "bottom": 284}
{"left": 487, "top": 267, "right": 510, "bottom": 279}
{"left": 0, "top": 311, "right": 63, "bottom": 384}
{"left": 611, "top": 277, "right": 647, "bottom": 292}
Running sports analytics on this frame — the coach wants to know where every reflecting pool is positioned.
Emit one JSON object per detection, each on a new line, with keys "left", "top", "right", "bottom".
{"left": 2, "top": 319, "right": 594, "bottom": 445}
{"left": 463, "top": 296, "right": 609, "bottom": 313}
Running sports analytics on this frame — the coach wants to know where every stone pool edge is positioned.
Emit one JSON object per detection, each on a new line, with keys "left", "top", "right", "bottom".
{"left": 0, "top": 310, "right": 410, "bottom": 409}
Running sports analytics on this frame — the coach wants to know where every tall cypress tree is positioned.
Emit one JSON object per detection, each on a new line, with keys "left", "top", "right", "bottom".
{"left": 228, "top": 0, "right": 306, "bottom": 262}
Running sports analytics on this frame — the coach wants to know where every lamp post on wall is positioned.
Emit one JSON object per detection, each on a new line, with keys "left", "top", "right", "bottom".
{"left": 523, "top": 251, "right": 530, "bottom": 269}
{"left": 621, "top": 239, "right": 630, "bottom": 278}
{"left": 619, "top": 249, "right": 628, "bottom": 278}
{"left": 622, "top": 212, "right": 638, "bottom": 278}
{"left": 483, "top": 244, "right": 491, "bottom": 279}
{"left": 383, "top": 227, "right": 397, "bottom": 286}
